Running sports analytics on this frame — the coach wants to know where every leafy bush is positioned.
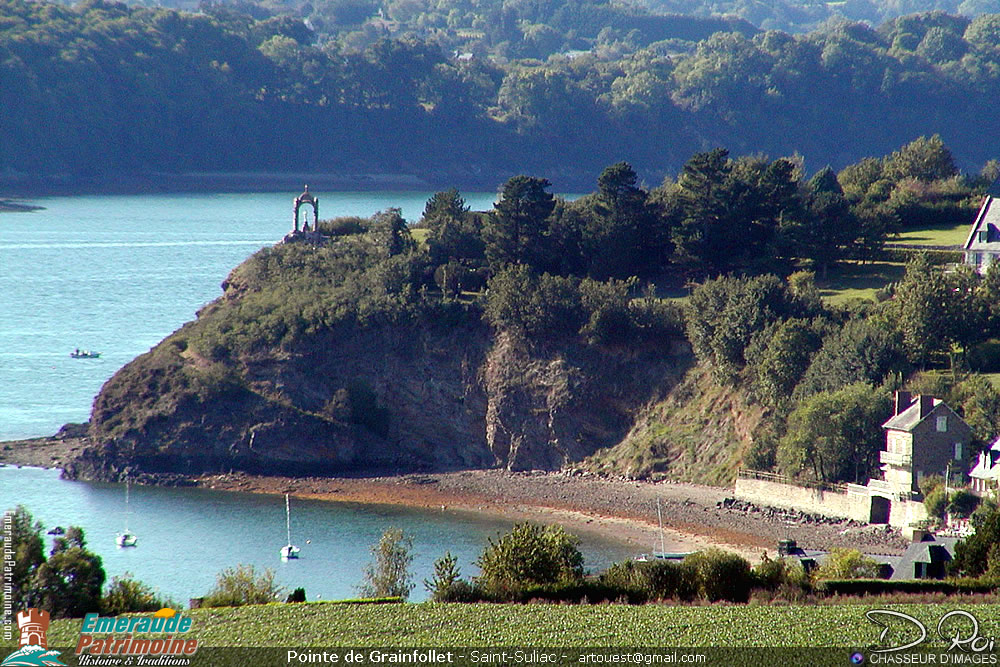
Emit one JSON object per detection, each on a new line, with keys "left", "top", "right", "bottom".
{"left": 102, "top": 574, "right": 176, "bottom": 615}
{"left": 814, "top": 548, "right": 882, "bottom": 580}
{"left": 684, "top": 549, "right": 753, "bottom": 602}
{"left": 475, "top": 523, "right": 584, "bottom": 598}
{"left": 202, "top": 564, "right": 284, "bottom": 607}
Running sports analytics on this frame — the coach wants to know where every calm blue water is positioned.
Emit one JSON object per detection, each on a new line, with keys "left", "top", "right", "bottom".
{"left": 0, "top": 191, "right": 497, "bottom": 441}
{"left": 0, "top": 467, "right": 636, "bottom": 603}
{"left": 0, "top": 191, "right": 635, "bottom": 604}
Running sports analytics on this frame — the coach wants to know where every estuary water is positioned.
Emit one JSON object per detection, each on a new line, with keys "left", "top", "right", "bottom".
{"left": 0, "top": 190, "right": 635, "bottom": 603}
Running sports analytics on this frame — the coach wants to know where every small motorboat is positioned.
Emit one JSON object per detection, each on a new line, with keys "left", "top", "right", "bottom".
{"left": 71, "top": 349, "right": 101, "bottom": 359}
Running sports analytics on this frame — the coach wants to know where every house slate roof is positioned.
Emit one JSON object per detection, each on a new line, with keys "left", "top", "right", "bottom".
{"left": 964, "top": 178, "right": 1000, "bottom": 252}
{"left": 889, "top": 535, "right": 958, "bottom": 580}
{"left": 882, "top": 398, "right": 947, "bottom": 432}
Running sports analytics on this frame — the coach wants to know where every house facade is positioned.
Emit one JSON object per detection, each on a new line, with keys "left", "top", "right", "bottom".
{"left": 878, "top": 391, "right": 973, "bottom": 497}
{"left": 963, "top": 179, "right": 1000, "bottom": 274}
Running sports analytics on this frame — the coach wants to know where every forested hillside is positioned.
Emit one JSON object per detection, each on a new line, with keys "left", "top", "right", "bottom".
{"left": 69, "top": 139, "right": 1000, "bottom": 487}
{"left": 6, "top": 0, "right": 1000, "bottom": 188}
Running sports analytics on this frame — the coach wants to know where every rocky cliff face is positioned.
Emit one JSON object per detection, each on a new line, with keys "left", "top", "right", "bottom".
{"left": 66, "top": 314, "right": 689, "bottom": 482}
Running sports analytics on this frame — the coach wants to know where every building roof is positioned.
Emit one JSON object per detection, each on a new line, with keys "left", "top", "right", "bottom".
{"left": 889, "top": 535, "right": 958, "bottom": 580}
{"left": 964, "top": 182, "right": 1000, "bottom": 252}
{"left": 882, "top": 398, "right": 945, "bottom": 432}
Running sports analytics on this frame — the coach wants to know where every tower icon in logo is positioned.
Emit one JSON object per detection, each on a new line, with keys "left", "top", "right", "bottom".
{"left": 1, "top": 608, "right": 63, "bottom": 666}
{"left": 17, "top": 609, "right": 49, "bottom": 649}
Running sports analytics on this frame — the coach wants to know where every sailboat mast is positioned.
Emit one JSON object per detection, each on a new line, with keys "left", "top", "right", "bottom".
{"left": 657, "top": 498, "right": 665, "bottom": 554}
{"left": 285, "top": 493, "right": 292, "bottom": 545}
{"left": 124, "top": 479, "right": 130, "bottom": 532}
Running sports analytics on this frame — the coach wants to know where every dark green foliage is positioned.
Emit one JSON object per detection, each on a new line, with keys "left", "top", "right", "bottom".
{"left": 668, "top": 151, "right": 802, "bottom": 274}
{"left": 285, "top": 587, "right": 307, "bottom": 603}
{"left": 202, "top": 564, "right": 284, "bottom": 607}
{"left": 475, "top": 523, "right": 584, "bottom": 598}
{"left": 685, "top": 274, "right": 810, "bottom": 384}
{"left": 424, "top": 552, "right": 466, "bottom": 602}
{"left": 948, "top": 489, "right": 981, "bottom": 520}
{"left": 423, "top": 190, "right": 484, "bottom": 265}
{"left": 683, "top": 549, "right": 754, "bottom": 602}
{"left": 952, "top": 506, "right": 1000, "bottom": 577}
{"left": 483, "top": 176, "right": 556, "bottom": 270}
{"left": 359, "top": 528, "right": 415, "bottom": 600}
{"left": 795, "top": 318, "right": 906, "bottom": 399}
{"left": 102, "top": 573, "right": 176, "bottom": 615}
{"left": 778, "top": 382, "right": 890, "bottom": 483}
{"left": 599, "top": 559, "right": 696, "bottom": 602}
{"left": 29, "top": 527, "right": 105, "bottom": 619}
{"left": 816, "top": 579, "right": 997, "bottom": 596}
{"left": 745, "top": 318, "right": 824, "bottom": 406}
{"left": 483, "top": 265, "right": 585, "bottom": 338}
{"left": 924, "top": 485, "right": 949, "bottom": 520}
{"left": 1, "top": 506, "right": 46, "bottom": 613}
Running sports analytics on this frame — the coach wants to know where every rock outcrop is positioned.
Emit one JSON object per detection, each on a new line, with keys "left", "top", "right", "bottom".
{"left": 65, "top": 288, "right": 690, "bottom": 482}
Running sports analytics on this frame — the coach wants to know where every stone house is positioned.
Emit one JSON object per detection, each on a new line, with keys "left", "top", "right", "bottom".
{"left": 963, "top": 178, "right": 1000, "bottom": 274}
{"left": 872, "top": 392, "right": 973, "bottom": 513}
{"left": 888, "top": 534, "right": 958, "bottom": 580}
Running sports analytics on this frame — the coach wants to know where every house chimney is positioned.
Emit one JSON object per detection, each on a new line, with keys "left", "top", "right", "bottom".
{"left": 919, "top": 395, "right": 935, "bottom": 419}
{"left": 894, "top": 391, "right": 913, "bottom": 415}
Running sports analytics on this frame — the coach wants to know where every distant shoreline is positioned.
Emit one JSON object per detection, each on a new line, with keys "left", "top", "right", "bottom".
{"left": 0, "top": 435, "right": 908, "bottom": 562}
{"left": 0, "top": 170, "right": 518, "bottom": 199}
{"left": 0, "top": 198, "right": 45, "bottom": 212}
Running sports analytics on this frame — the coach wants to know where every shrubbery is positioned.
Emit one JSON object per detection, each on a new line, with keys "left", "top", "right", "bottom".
{"left": 202, "top": 564, "right": 284, "bottom": 607}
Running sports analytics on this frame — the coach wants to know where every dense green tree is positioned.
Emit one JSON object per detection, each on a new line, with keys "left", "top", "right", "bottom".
{"left": 951, "top": 506, "right": 1000, "bottom": 577}
{"left": 793, "top": 167, "right": 858, "bottom": 277}
{"left": 583, "top": 162, "right": 668, "bottom": 279}
{"left": 28, "top": 528, "right": 105, "bottom": 618}
{"left": 795, "top": 318, "right": 906, "bottom": 398}
{"left": 686, "top": 274, "right": 810, "bottom": 384}
{"left": 778, "top": 382, "right": 890, "bottom": 483}
{"left": 423, "top": 190, "right": 484, "bottom": 264}
{"left": 0, "top": 506, "right": 45, "bottom": 613}
{"left": 883, "top": 135, "right": 958, "bottom": 182}
{"left": 483, "top": 176, "right": 556, "bottom": 270}
{"left": 745, "top": 318, "right": 824, "bottom": 406}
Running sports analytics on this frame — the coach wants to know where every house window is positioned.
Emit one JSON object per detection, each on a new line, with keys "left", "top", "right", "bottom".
{"left": 980, "top": 230, "right": 990, "bottom": 243}
{"left": 955, "top": 442, "right": 963, "bottom": 460}
{"left": 937, "top": 416, "right": 947, "bottom": 432}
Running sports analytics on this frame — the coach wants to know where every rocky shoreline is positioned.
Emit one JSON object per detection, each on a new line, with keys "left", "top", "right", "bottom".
{"left": 0, "top": 436, "right": 908, "bottom": 560}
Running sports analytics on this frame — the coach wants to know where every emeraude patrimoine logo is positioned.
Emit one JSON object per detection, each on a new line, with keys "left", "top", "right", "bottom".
{"left": 75, "top": 607, "right": 199, "bottom": 658}
{"left": 1, "top": 608, "right": 65, "bottom": 667}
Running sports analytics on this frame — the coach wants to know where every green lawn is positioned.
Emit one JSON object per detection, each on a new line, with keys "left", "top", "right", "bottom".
{"left": 816, "top": 261, "right": 905, "bottom": 305}
{"left": 893, "top": 222, "right": 969, "bottom": 247}
{"left": 13, "top": 601, "right": 1000, "bottom": 648}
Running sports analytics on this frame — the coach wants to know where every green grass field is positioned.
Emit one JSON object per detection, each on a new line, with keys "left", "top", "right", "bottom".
{"left": 12, "top": 601, "right": 1000, "bottom": 648}
{"left": 815, "top": 261, "right": 905, "bottom": 305}
{"left": 893, "top": 222, "right": 969, "bottom": 247}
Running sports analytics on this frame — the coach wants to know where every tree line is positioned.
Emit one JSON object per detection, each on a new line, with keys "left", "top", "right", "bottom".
{"left": 7, "top": 0, "right": 1000, "bottom": 185}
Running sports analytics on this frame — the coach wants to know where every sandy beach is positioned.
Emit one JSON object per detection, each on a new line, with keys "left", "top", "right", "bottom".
{"left": 0, "top": 436, "right": 908, "bottom": 562}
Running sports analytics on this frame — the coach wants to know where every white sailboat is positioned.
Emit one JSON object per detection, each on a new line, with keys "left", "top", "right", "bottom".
{"left": 116, "top": 479, "right": 137, "bottom": 548}
{"left": 280, "top": 493, "right": 300, "bottom": 560}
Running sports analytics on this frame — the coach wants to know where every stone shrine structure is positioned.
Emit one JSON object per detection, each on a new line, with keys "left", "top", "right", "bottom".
{"left": 283, "top": 186, "right": 325, "bottom": 244}
{"left": 293, "top": 185, "right": 319, "bottom": 232}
